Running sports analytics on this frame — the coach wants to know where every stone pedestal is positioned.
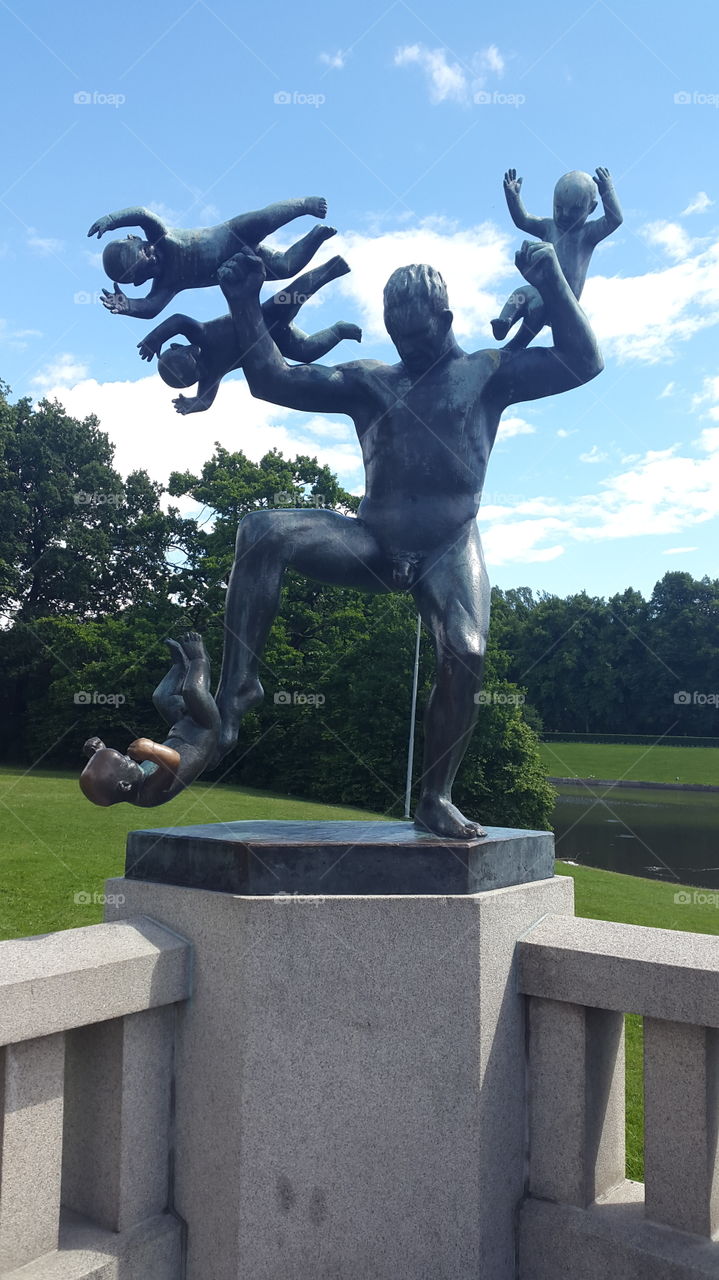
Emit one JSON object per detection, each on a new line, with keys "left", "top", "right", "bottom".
{"left": 106, "top": 823, "right": 572, "bottom": 1280}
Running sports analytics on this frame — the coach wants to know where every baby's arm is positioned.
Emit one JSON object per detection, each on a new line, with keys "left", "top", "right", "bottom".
{"left": 173, "top": 378, "right": 220, "bottom": 414}
{"left": 503, "top": 170, "right": 549, "bottom": 238}
{"left": 101, "top": 281, "right": 176, "bottom": 320}
{"left": 88, "top": 206, "right": 167, "bottom": 242}
{"left": 138, "top": 314, "right": 205, "bottom": 361}
{"left": 586, "top": 167, "right": 623, "bottom": 244}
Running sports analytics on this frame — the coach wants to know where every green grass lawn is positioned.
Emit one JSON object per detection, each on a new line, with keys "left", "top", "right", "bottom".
{"left": 540, "top": 740, "right": 719, "bottom": 786}
{"left": 3, "top": 765, "right": 717, "bottom": 1184}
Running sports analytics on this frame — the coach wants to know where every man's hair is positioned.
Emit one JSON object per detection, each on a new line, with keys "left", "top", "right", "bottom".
{"left": 554, "top": 170, "right": 597, "bottom": 207}
{"left": 158, "top": 343, "right": 200, "bottom": 389}
{"left": 102, "top": 236, "right": 144, "bottom": 283}
{"left": 383, "top": 264, "right": 449, "bottom": 317}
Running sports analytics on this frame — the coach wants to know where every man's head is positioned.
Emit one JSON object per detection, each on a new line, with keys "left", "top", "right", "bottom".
{"left": 157, "top": 342, "right": 202, "bottom": 389}
{"left": 102, "top": 235, "right": 158, "bottom": 286}
{"left": 383, "top": 264, "right": 454, "bottom": 374}
{"left": 553, "top": 171, "right": 598, "bottom": 232}
{"left": 79, "top": 737, "right": 143, "bottom": 807}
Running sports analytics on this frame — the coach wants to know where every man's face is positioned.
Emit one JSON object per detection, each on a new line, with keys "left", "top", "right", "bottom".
{"left": 384, "top": 302, "right": 450, "bottom": 375}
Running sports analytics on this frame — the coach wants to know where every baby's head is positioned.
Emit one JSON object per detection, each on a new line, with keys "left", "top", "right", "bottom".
{"left": 102, "top": 235, "right": 157, "bottom": 286}
{"left": 157, "top": 342, "right": 202, "bottom": 389}
{"left": 553, "top": 171, "right": 598, "bottom": 232}
{"left": 79, "top": 737, "right": 144, "bottom": 807}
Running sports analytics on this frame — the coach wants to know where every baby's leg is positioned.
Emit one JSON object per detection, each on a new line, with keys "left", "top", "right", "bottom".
{"left": 503, "top": 296, "right": 547, "bottom": 352}
{"left": 265, "top": 255, "right": 350, "bottom": 322}
{"left": 259, "top": 226, "right": 337, "bottom": 282}
{"left": 179, "top": 632, "right": 221, "bottom": 734}
{"left": 152, "top": 639, "right": 187, "bottom": 724}
{"left": 277, "top": 321, "right": 361, "bottom": 363}
{"left": 491, "top": 288, "right": 531, "bottom": 341}
{"left": 227, "top": 197, "right": 327, "bottom": 246}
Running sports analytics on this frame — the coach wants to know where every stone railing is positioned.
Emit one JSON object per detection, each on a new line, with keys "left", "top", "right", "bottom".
{"left": 518, "top": 914, "right": 719, "bottom": 1280}
{"left": 0, "top": 916, "right": 191, "bottom": 1280}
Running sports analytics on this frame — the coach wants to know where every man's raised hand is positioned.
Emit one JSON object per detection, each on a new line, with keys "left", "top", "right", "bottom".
{"left": 217, "top": 247, "right": 267, "bottom": 297}
{"left": 503, "top": 169, "right": 523, "bottom": 197}
{"left": 515, "top": 240, "right": 560, "bottom": 288}
{"left": 101, "top": 284, "right": 130, "bottom": 314}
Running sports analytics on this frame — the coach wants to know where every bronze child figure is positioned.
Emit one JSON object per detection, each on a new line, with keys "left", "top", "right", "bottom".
{"left": 491, "top": 166, "right": 622, "bottom": 350}
{"left": 137, "top": 255, "right": 362, "bottom": 414}
{"left": 88, "top": 196, "right": 335, "bottom": 320}
{"left": 79, "top": 633, "right": 219, "bottom": 808}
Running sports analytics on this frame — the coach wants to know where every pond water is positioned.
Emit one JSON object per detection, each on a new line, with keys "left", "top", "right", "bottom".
{"left": 552, "top": 785, "right": 719, "bottom": 889}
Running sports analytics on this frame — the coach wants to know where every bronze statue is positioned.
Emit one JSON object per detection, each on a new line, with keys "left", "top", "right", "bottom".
{"left": 491, "top": 167, "right": 622, "bottom": 349}
{"left": 80, "top": 634, "right": 219, "bottom": 807}
{"left": 137, "top": 255, "right": 361, "bottom": 414}
{"left": 88, "top": 196, "right": 335, "bottom": 320}
{"left": 208, "top": 238, "right": 604, "bottom": 839}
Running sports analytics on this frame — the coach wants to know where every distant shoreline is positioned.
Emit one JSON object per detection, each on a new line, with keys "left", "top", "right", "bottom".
{"left": 549, "top": 777, "right": 719, "bottom": 794}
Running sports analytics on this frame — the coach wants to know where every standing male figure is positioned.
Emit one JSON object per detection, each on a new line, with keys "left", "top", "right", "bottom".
{"left": 214, "top": 240, "right": 603, "bottom": 839}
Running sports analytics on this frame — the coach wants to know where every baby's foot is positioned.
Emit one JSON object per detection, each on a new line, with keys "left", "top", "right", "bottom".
{"left": 164, "top": 637, "right": 189, "bottom": 669}
{"left": 491, "top": 318, "right": 510, "bottom": 341}
{"left": 306, "top": 197, "right": 328, "bottom": 219}
{"left": 314, "top": 224, "right": 337, "bottom": 243}
{"left": 337, "top": 322, "right": 362, "bottom": 342}
{"left": 179, "top": 631, "right": 206, "bottom": 662}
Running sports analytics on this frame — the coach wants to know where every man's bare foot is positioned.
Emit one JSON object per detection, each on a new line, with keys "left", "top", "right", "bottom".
{"left": 337, "top": 322, "right": 362, "bottom": 342}
{"left": 414, "top": 794, "right": 486, "bottom": 840}
{"left": 306, "top": 197, "right": 328, "bottom": 219}
{"left": 214, "top": 677, "right": 265, "bottom": 762}
{"left": 491, "top": 318, "right": 510, "bottom": 341}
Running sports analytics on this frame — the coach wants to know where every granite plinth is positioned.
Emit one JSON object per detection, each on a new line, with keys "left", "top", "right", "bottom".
{"left": 125, "top": 820, "right": 554, "bottom": 895}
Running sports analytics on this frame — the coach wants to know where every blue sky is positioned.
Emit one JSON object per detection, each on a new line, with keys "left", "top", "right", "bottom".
{"left": 2, "top": 0, "right": 719, "bottom": 599}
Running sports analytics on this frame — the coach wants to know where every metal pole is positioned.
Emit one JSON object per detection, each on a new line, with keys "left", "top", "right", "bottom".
{"left": 404, "top": 614, "right": 422, "bottom": 819}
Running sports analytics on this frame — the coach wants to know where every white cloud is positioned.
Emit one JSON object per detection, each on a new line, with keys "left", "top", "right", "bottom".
{"left": 35, "top": 373, "right": 363, "bottom": 484}
{"left": 26, "top": 230, "right": 64, "bottom": 256}
{"left": 0, "top": 319, "right": 41, "bottom": 352}
{"left": 394, "top": 44, "right": 467, "bottom": 104}
{"left": 393, "top": 42, "right": 508, "bottom": 105}
{"left": 320, "top": 50, "right": 345, "bottom": 69}
{"left": 681, "top": 192, "right": 713, "bottom": 216}
{"left": 659, "top": 380, "right": 675, "bottom": 398}
{"left": 641, "top": 220, "right": 695, "bottom": 262}
{"left": 579, "top": 445, "right": 607, "bottom": 464}
{"left": 663, "top": 546, "right": 698, "bottom": 554}
{"left": 497, "top": 415, "right": 535, "bottom": 440}
{"left": 334, "top": 217, "right": 512, "bottom": 341}
{"left": 556, "top": 428, "right": 576, "bottom": 438}
{"left": 32, "top": 354, "right": 89, "bottom": 389}
{"left": 478, "top": 44, "right": 504, "bottom": 75}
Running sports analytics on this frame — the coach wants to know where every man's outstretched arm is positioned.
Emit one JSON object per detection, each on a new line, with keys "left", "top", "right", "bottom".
{"left": 487, "top": 241, "right": 604, "bottom": 409}
{"left": 219, "top": 247, "right": 362, "bottom": 415}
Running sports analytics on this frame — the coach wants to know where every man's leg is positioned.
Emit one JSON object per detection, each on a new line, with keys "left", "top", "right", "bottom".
{"left": 215, "top": 508, "right": 390, "bottom": 758}
{"left": 411, "top": 522, "right": 490, "bottom": 839}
